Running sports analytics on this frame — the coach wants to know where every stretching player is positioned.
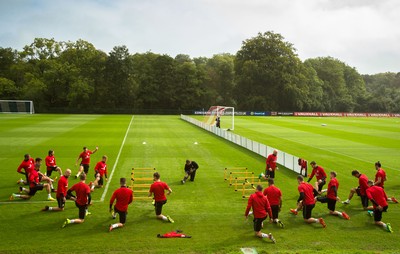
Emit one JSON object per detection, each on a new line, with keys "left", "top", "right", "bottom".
{"left": 298, "top": 158, "right": 308, "bottom": 177}
{"left": 91, "top": 155, "right": 108, "bottom": 190}
{"left": 263, "top": 179, "right": 284, "bottom": 228}
{"left": 264, "top": 150, "right": 278, "bottom": 180}
{"left": 62, "top": 173, "right": 91, "bottom": 228}
{"left": 16, "top": 154, "right": 35, "bottom": 185}
{"left": 10, "top": 158, "right": 55, "bottom": 201}
{"left": 374, "top": 161, "right": 398, "bottom": 203}
{"left": 109, "top": 178, "right": 133, "bottom": 231}
{"left": 157, "top": 230, "right": 192, "bottom": 238}
{"left": 181, "top": 160, "right": 199, "bottom": 184}
{"left": 291, "top": 175, "right": 326, "bottom": 228}
{"left": 316, "top": 172, "right": 350, "bottom": 220}
{"left": 342, "top": 170, "right": 374, "bottom": 211}
{"left": 149, "top": 172, "right": 174, "bottom": 223}
{"left": 245, "top": 185, "right": 276, "bottom": 243}
{"left": 42, "top": 169, "right": 71, "bottom": 211}
{"left": 45, "top": 150, "right": 62, "bottom": 177}
{"left": 75, "top": 146, "right": 98, "bottom": 178}
{"left": 308, "top": 161, "right": 327, "bottom": 193}
{"left": 366, "top": 180, "right": 393, "bottom": 233}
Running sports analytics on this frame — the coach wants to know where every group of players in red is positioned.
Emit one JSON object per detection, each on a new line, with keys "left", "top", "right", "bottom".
{"left": 245, "top": 150, "right": 396, "bottom": 243}
{"left": 10, "top": 146, "right": 175, "bottom": 232}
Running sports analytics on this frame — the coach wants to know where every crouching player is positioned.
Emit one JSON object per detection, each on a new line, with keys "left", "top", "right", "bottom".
{"left": 181, "top": 159, "right": 199, "bottom": 184}
{"left": 109, "top": 178, "right": 133, "bottom": 232}
{"left": 245, "top": 185, "right": 276, "bottom": 243}
{"left": 366, "top": 180, "right": 393, "bottom": 233}
{"left": 42, "top": 169, "right": 71, "bottom": 211}
{"left": 263, "top": 179, "right": 284, "bottom": 228}
{"left": 316, "top": 172, "right": 350, "bottom": 220}
{"left": 10, "top": 158, "right": 55, "bottom": 201}
{"left": 62, "top": 173, "right": 91, "bottom": 228}
{"left": 307, "top": 161, "right": 327, "bottom": 194}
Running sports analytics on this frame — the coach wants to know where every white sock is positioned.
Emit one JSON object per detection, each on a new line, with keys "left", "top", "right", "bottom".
{"left": 70, "top": 219, "right": 75, "bottom": 224}
{"left": 161, "top": 215, "right": 168, "bottom": 221}
{"left": 50, "top": 183, "right": 54, "bottom": 189}
{"left": 49, "top": 207, "right": 53, "bottom": 211}
{"left": 14, "top": 194, "right": 21, "bottom": 197}
{"left": 48, "top": 194, "right": 51, "bottom": 198}
{"left": 382, "top": 223, "right": 387, "bottom": 228}
{"left": 337, "top": 212, "right": 343, "bottom": 217}
{"left": 261, "top": 233, "right": 269, "bottom": 238}
{"left": 314, "top": 219, "right": 319, "bottom": 223}
{"left": 112, "top": 224, "right": 119, "bottom": 229}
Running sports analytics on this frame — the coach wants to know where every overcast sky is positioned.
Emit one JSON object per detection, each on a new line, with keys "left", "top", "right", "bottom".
{"left": 1, "top": 0, "right": 399, "bottom": 74}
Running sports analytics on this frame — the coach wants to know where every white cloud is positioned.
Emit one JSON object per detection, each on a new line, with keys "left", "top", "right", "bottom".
{"left": 0, "top": 0, "right": 399, "bottom": 74}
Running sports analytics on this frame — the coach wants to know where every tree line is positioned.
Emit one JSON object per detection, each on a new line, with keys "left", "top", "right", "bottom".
{"left": 0, "top": 32, "right": 399, "bottom": 113}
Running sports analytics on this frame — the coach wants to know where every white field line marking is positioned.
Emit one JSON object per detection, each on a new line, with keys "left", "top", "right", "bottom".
{"left": 100, "top": 115, "right": 134, "bottom": 202}
{"left": 0, "top": 115, "right": 135, "bottom": 205}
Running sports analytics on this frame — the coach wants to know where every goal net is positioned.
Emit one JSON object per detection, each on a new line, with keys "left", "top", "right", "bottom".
{"left": 0, "top": 100, "right": 35, "bottom": 114}
{"left": 203, "top": 106, "right": 234, "bottom": 130}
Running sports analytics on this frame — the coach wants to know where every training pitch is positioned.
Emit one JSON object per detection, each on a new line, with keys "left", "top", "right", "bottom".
{"left": 0, "top": 114, "right": 399, "bottom": 254}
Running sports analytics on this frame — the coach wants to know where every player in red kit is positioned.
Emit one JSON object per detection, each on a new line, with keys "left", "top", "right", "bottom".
{"left": 245, "top": 185, "right": 276, "bottom": 243}
{"left": 10, "top": 158, "right": 55, "bottom": 201}
{"left": 366, "top": 180, "right": 393, "bottom": 233}
{"left": 109, "top": 178, "right": 133, "bottom": 231}
{"left": 75, "top": 146, "right": 98, "bottom": 178}
{"left": 298, "top": 158, "right": 308, "bottom": 177}
{"left": 291, "top": 175, "right": 326, "bottom": 228}
{"left": 374, "top": 161, "right": 398, "bottom": 203}
{"left": 16, "top": 154, "right": 35, "bottom": 185}
{"left": 316, "top": 172, "right": 350, "bottom": 220}
{"left": 45, "top": 150, "right": 62, "bottom": 177}
{"left": 263, "top": 179, "right": 284, "bottom": 228}
{"left": 342, "top": 170, "right": 373, "bottom": 211}
{"left": 91, "top": 155, "right": 108, "bottom": 190}
{"left": 42, "top": 169, "right": 72, "bottom": 211}
{"left": 62, "top": 173, "right": 91, "bottom": 228}
{"left": 262, "top": 150, "right": 278, "bottom": 180}
{"left": 308, "top": 161, "right": 327, "bottom": 193}
{"left": 148, "top": 172, "right": 174, "bottom": 223}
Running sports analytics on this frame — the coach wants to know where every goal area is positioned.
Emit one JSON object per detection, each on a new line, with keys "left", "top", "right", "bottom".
{"left": 203, "top": 106, "right": 234, "bottom": 130}
{"left": 0, "top": 100, "right": 35, "bottom": 114}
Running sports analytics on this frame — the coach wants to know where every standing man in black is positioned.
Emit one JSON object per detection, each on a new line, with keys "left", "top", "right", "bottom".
{"left": 181, "top": 160, "right": 199, "bottom": 184}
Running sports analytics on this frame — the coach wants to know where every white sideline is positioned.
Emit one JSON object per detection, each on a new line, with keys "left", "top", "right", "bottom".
{"left": 100, "top": 115, "right": 134, "bottom": 202}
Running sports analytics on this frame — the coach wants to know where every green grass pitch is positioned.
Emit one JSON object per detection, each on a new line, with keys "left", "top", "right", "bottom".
{"left": 0, "top": 114, "right": 399, "bottom": 254}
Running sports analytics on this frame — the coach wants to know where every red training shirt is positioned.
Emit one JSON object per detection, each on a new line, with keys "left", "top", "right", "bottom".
{"left": 56, "top": 176, "right": 69, "bottom": 199}
{"left": 263, "top": 185, "right": 282, "bottom": 206}
{"left": 17, "top": 158, "right": 35, "bottom": 174}
{"left": 29, "top": 170, "right": 40, "bottom": 188}
{"left": 266, "top": 154, "right": 277, "bottom": 170}
{"left": 110, "top": 186, "right": 133, "bottom": 212}
{"left": 69, "top": 182, "right": 91, "bottom": 206}
{"left": 309, "top": 166, "right": 327, "bottom": 180}
{"left": 94, "top": 161, "right": 107, "bottom": 177}
{"left": 79, "top": 150, "right": 93, "bottom": 165}
{"left": 358, "top": 174, "right": 369, "bottom": 196}
{"left": 150, "top": 181, "right": 170, "bottom": 202}
{"left": 375, "top": 169, "right": 386, "bottom": 187}
{"left": 327, "top": 178, "right": 339, "bottom": 200}
{"left": 245, "top": 191, "right": 272, "bottom": 219}
{"left": 45, "top": 155, "right": 56, "bottom": 169}
{"left": 298, "top": 182, "right": 316, "bottom": 205}
{"left": 366, "top": 185, "right": 388, "bottom": 208}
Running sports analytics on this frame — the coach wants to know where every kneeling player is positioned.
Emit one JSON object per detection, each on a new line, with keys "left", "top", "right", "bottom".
{"left": 291, "top": 175, "right": 326, "bottom": 228}
{"left": 62, "top": 173, "right": 91, "bottom": 228}
{"left": 366, "top": 180, "right": 393, "bottom": 233}
{"left": 42, "top": 169, "right": 71, "bottom": 211}
{"left": 109, "top": 178, "right": 133, "bottom": 231}
{"left": 245, "top": 185, "right": 276, "bottom": 243}
{"left": 263, "top": 179, "right": 284, "bottom": 227}
{"left": 316, "top": 172, "right": 350, "bottom": 220}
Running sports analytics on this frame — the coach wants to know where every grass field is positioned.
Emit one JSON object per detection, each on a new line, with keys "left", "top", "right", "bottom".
{"left": 0, "top": 114, "right": 399, "bottom": 254}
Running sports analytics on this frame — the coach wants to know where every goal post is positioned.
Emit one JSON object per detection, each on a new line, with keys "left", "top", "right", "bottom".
{"left": 0, "top": 100, "right": 35, "bottom": 114}
{"left": 203, "top": 105, "right": 234, "bottom": 130}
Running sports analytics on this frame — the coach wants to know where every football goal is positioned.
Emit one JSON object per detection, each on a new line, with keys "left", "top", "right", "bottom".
{"left": 203, "top": 106, "right": 234, "bottom": 130}
{"left": 0, "top": 100, "right": 35, "bottom": 114}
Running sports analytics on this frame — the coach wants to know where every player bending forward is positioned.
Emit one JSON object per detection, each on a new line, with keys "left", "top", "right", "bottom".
{"left": 291, "top": 175, "right": 326, "bottom": 228}
{"left": 62, "top": 173, "right": 91, "bottom": 228}
{"left": 366, "top": 180, "right": 393, "bottom": 233}
{"left": 307, "top": 161, "right": 327, "bottom": 194}
{"left": 42, "top": 169, "right": 72, "bottom": 211}
{"left": 316, "top": 172, "right": 350, "bottom": 220}
{"left": 263, "top": 179, "right": 284, "bottom": 228}
{"left": 342, "top": 170, "right": 374, "bottom": 211}
{"left": 149, "top": 172, "right": 174, "bottom": 223}
{"left": 181, "top": 159, "right": 199, "bottom": 184}
{"left": 109, "top": 178, "right": 133, "bottom": 232}
{"left": 374, "top": 161, "right": 398, "bottom": 203}
{"left": 245, "top": 185, "right": 276, "bottom": 243}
